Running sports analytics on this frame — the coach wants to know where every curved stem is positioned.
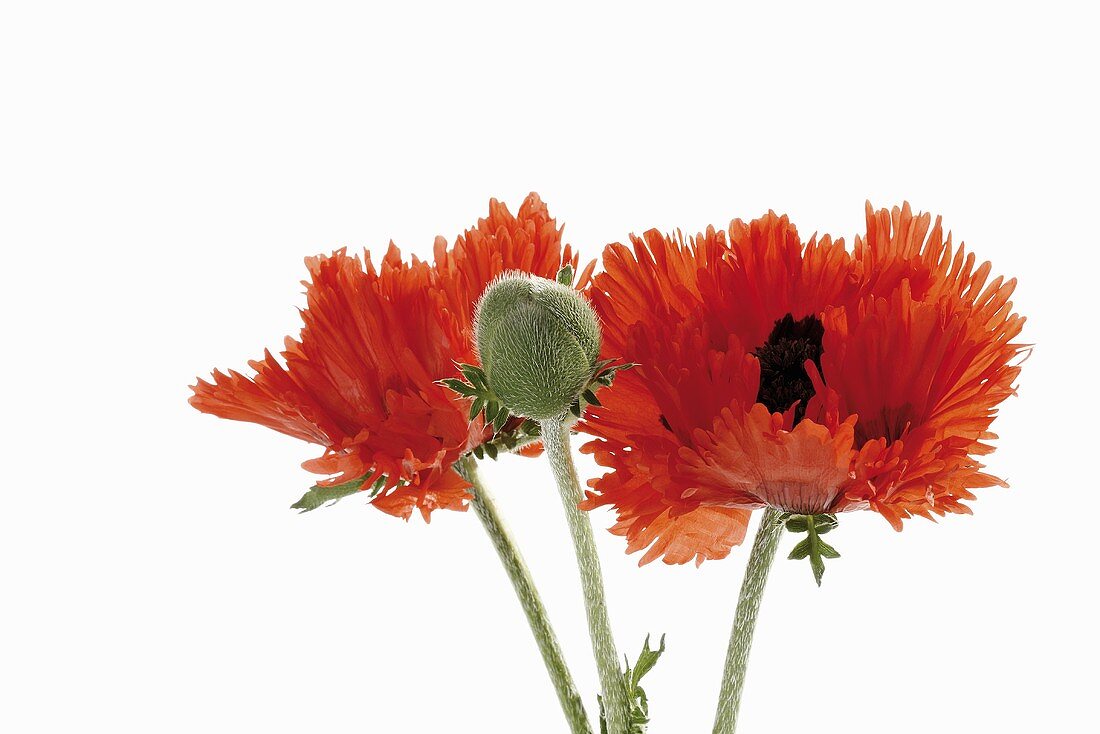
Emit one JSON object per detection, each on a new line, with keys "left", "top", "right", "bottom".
{"left": 712, "top": 508, "right": 784, "bottom": 734}
{"left": 458, "top": 457, "right": 593, "bottom": 734}
{"left": 539, "top": 419, "right": 631, "bottom": 734}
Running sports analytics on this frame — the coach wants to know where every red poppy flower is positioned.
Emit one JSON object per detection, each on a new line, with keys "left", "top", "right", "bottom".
{"left": 190, "top": 193, "right": 588, "bottom": 520}
{"left": 579, "top": 204, "right": 1025, "bottom": 564}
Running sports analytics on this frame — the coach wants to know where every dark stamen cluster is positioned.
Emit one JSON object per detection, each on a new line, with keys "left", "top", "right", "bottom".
{"left": 754, "top": 314, "right": 825, "bottom": 424}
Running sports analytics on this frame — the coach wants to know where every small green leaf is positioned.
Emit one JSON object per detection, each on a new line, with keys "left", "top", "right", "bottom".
{"left": 556, "top": 263, "right": 575, "bottom": 285}
{"left": 810, "top": 553, "right": 826, "bottom": 586}
{"left": 438, "top": 378, "right": 475, "bottom": 396}
{"left": 818, "top": 540, "right": 841, "bottom": 559}
{"left": 814, "top": 514, "right": 839, "bottom": 534}
{"left": 458, "top": 363, "right": 484, "bottom": 384}
{"left": 630, "top": 634, "right": 666, "bottom": 689}
{"left": 786, "top": 513, "right": 842, "bottom": 585}
{"left": 460, "top": 413, "right": 543, "bottom": 464}
{"left": 290, "top": 475, "right": 378, "bottom": 513}
{"left": 603, "top": 633, "right": 667, "bottom": 733}
{"left": 785, "top": 515, "right": 809, "bottom": 533}
{"left": 788, "top": 537, "right": 812, "bottom": 560}
{"left": 575, "top": 358, "right": 635, "bottom": 417}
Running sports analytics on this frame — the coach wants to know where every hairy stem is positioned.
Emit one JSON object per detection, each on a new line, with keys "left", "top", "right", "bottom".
{"left": 539, "top": 419, "right": 631, "bottom": 734}
{"left": 458, "top": 456, "right": 593, "bottom": 734}
{"left": 712, "top": 508, "right": 784, "bottom": 734}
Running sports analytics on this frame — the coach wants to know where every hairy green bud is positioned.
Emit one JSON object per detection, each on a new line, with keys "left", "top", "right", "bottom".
{"left": 474, "top": 272, "right": 601, "bottom": 420}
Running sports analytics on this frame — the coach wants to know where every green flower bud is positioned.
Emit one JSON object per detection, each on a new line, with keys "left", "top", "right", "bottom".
{"left": 474, "top": 272, "right": 601, "bottom": 420}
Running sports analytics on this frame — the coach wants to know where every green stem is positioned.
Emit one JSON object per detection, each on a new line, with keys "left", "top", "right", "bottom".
{"left": 539, "top": 419, "right": 631, "bottom": 734}
{"left": 458, "top": 457, "right": 593, "bottom": 734}
{"left": 712, "top": 508, "right": 785, "bottom": 734}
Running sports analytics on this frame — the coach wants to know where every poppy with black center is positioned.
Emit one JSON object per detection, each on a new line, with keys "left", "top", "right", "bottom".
{"left": 578, "top": 204, "right": 1025, "bottom": 565}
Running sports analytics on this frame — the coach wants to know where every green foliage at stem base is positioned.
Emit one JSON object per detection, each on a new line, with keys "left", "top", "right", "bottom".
{"left": 599, "top": 634, "right": 667, "bottom": 734}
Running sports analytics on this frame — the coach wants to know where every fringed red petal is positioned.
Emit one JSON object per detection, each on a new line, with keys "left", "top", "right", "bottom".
{"left": 679, "top": 404, "right": 857, "bottom": 515}
{"left": 191, "top": 194, "right": 578, "bottom": 521}
{"left": 580, "top": 203, "right": 1026, "bottom": 561}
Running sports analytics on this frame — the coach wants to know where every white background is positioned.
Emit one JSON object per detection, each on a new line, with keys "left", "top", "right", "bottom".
{"left": 2, "top": 2, "right": 1096, "bottom": 732}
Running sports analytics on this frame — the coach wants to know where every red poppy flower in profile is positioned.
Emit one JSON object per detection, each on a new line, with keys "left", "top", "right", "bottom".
{"left": 190, "top": 193, "right": 589, "bottom": 521}
{"left": 578, "top": 204, "right": 1026, "bottom": 565}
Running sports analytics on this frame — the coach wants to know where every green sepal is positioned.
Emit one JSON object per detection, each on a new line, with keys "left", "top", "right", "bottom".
{"left": 439, "top": 377, "right": 476, "bottom": 396}
{"left": 290, "top": 474, "right": 386, "bottom": 513}
{"left": 569, "top": 359, "right": 634, "bottom": 420}
{"left": 468, "top": 418, "right": 542, "bottom": 462}
{"left": 438, "top": 362, "right": 517, "bottom": 437}
{"left": 458, "top": 363, "right": 485, "bottom": 386}
{"left": 491, "top": 402, "right": 509, "bottom": 433}
{"left": 469, "top": 397, "right": 485, "bottom": 421}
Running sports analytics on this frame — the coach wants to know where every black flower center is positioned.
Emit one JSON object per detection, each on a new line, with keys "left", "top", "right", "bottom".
{"left": 754, "top": 314, "right": 825, "bottom": 424}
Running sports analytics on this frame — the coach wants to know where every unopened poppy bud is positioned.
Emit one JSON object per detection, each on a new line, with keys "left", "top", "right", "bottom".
{"left": 474, "top": 272, "right": 601, "bottom": 420}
